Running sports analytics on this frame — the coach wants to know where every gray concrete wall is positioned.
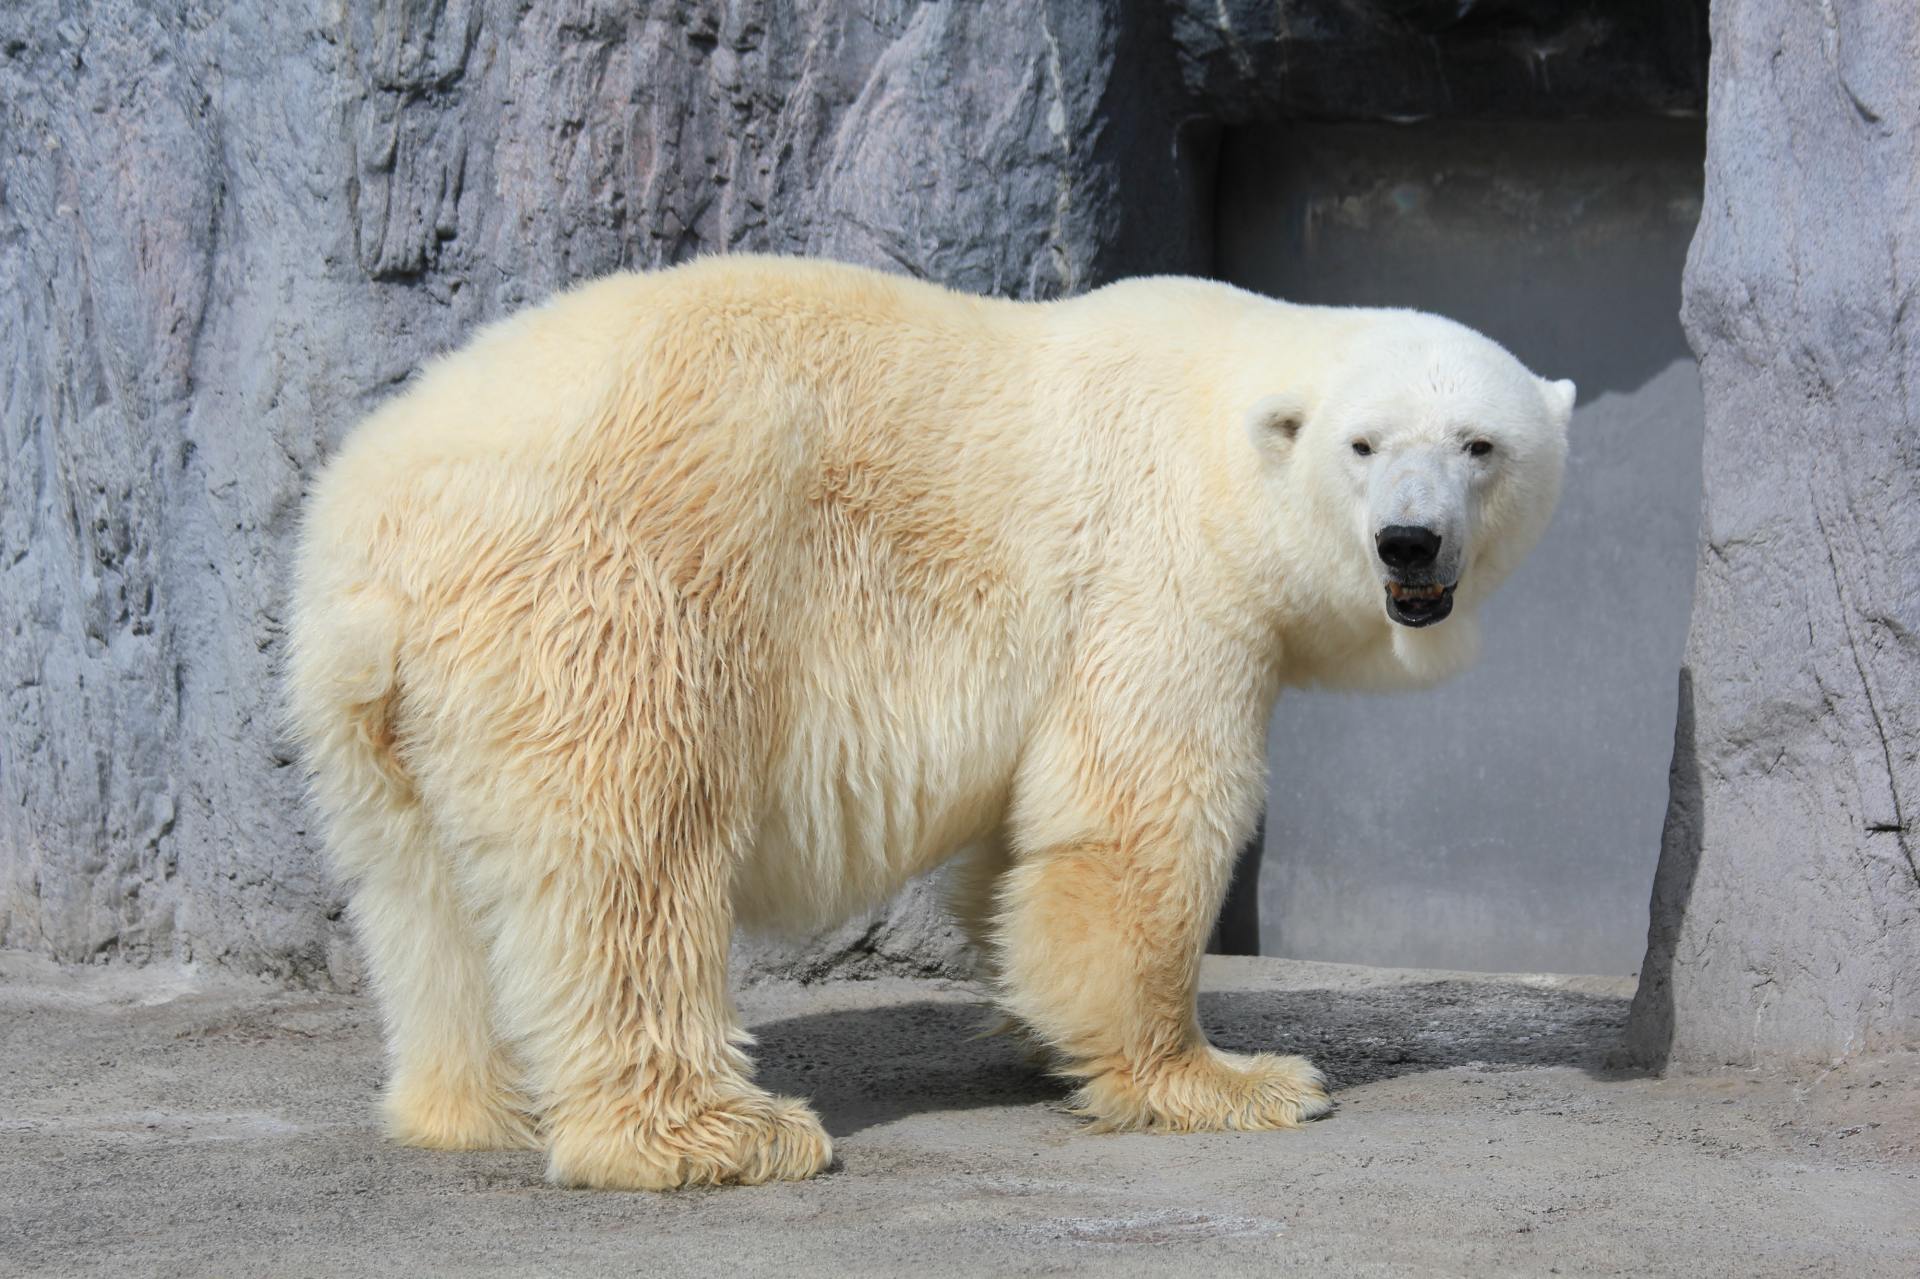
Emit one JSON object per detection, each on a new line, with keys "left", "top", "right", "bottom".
{"left": 1217, "top": 121, "right": 1705, "bottom": 975}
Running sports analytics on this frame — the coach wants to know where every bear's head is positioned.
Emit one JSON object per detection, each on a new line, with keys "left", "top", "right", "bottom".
{"left": 1245, "top": 311, "right": 1574, "bottom": 689}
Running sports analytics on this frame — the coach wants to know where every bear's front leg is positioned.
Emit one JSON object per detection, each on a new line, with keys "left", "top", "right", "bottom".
{"left": 994, "top": 836, "right": 1331, "bottom": 1131}
{"left": 992, "top": 715, "right": 1331, "bottom": 1132}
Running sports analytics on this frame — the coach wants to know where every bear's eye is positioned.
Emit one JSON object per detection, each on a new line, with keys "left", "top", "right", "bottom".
{"left": 1467, "top": 439, "right": 1494, "bottom": 457}
{"left": 1351, "top": 440, "right": 1373, "bottom": 457}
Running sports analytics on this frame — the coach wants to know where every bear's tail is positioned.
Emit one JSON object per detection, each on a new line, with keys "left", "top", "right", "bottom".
{"left": 284, "top": 566, "right": 416, "bottom": 842}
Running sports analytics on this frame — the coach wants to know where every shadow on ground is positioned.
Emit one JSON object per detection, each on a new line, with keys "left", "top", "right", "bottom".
{"left": 752, "top": 981, "right": 1630, "bottom": 1138}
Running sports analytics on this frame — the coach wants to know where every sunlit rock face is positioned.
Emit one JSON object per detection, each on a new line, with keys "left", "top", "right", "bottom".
{"left": 0, "top": 1, "right": 1705, "bottom": 983}
{"left": 1626, "top": 0, "right": 1920, "bottom": 1070}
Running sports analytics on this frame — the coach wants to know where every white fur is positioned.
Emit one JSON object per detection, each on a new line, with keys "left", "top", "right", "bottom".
{"left": 286, "top": 256, "right": 1571, "bottom": 1188}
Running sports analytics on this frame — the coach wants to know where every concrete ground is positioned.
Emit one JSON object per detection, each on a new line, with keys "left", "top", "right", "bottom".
{"left": 2, "top": 953, "right": 1914, "bottom": 1278}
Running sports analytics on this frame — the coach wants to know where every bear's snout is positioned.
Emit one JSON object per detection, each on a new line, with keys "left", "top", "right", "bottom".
{"left": 1377, "top": 524, "right": 1456, "bottom": 627}
{"left": 1375, "top": 524, "right": 1442, "bottom": 573}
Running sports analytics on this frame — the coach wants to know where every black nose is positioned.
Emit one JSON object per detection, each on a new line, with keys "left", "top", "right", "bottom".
{"left": 1376, "top": 524, "right": 1441, "bottom": 571}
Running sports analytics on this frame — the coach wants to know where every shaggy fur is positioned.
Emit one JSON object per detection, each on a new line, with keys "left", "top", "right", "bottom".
{"left": 287, "top": 256, "right": 1572, "bottom": 1189}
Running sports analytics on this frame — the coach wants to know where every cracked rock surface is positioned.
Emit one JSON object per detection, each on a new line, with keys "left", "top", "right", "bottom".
{"left": 0, "top": 0, "right": 1706, "bottom": 985}
{"left": 1626, "top": 0, "right": 1920, "bottom": 1069}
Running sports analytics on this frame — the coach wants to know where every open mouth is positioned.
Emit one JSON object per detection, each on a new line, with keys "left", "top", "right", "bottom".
{"left": 1384, "top": 580, "right": 1456, "bottom": 628}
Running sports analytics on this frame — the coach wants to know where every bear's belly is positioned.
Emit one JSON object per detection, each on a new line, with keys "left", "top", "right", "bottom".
{"left": 731, "top": 638, "right": 1038, "bottom": 934}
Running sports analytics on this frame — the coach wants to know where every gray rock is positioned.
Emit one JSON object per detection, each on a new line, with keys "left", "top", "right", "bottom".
{"left": 1, "top": 1, "right": 1704, "bottom": 984}
{"left": 1625, "top": 0, "right": 1920, "bottom": 1068}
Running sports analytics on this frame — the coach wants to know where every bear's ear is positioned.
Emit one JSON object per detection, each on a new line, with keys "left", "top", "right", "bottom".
{"left": 1246, "top": 391, "right": 1308, "bottom": 454}
{"left": 1540, "top": 377, "right": 1577, "bottom": 429}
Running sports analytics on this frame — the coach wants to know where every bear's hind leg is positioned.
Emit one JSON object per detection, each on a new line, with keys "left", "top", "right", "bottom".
{"left": 475, "top": 564, "right": 831, "bottom": 1189}
{"left": 483, "top": 806, "right": 832, "bottom": 1190}
{"left": 339, "top": 805, "right": 538, "bottom": 1151}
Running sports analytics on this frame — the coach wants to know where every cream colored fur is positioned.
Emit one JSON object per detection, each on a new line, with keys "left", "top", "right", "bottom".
{"left": 286, "top": 255, "right": 1571, "bottom": 1189}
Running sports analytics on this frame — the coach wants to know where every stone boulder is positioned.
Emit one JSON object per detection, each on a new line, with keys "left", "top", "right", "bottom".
{"left": 1626, "top": 0, "right": 1920, "bottom": 1068}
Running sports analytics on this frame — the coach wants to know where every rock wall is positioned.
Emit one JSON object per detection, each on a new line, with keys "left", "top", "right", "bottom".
{"left": 0, "top": 1, "right": 1703, "bottom": 983}
{"left": 1626, "top": 0, "right": 1920, "bottom": 1068}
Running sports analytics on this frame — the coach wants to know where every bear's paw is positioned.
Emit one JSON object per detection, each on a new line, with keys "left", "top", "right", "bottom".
{"left": 383, "top": 1077, "right": 540, "bottom": 1152}
{"left": 1073, "top": 1047, "right": 1333, "bottom": 1134}
{"left": 546, "top": 1090, "right": 833, "bottom": 1190}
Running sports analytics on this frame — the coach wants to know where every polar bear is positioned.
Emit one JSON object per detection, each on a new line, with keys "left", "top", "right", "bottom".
{"left": 287, "top": 255, "right": 1572, "bottom": 1189}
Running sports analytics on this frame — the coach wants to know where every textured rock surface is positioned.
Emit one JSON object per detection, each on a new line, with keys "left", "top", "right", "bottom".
{"left": 1626, "top": 0, "right": 1920, "bottom": 1068}
{"left": 0, "top": 1, "right": 1704, "bottom": 982}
